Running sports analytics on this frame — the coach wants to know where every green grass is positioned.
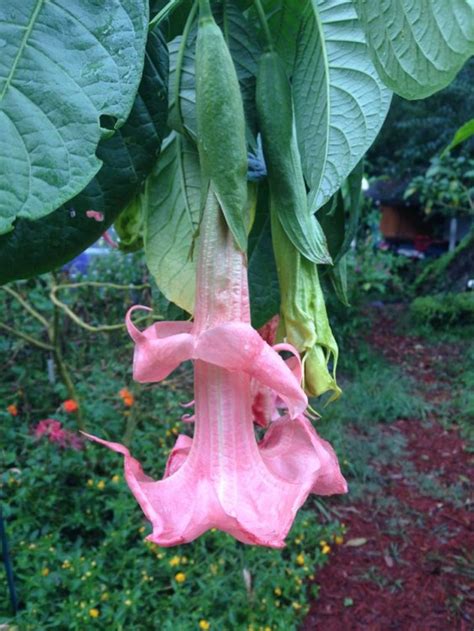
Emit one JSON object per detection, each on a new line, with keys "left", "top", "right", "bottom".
{"left": 312, "top": 353, "right": 429, "bottom": 499}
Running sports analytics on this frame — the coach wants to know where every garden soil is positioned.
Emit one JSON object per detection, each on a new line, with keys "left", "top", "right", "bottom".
{"left": 302, "top": 307, "right": 473, "bottom": 631}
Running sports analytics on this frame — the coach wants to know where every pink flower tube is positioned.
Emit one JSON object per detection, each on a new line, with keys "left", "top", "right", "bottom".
{"left": 84, "top": 192, "right": 347, "bottom": 547}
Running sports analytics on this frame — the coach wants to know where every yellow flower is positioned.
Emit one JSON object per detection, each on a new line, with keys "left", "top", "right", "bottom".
{"left": 87, "top": 479, "right": 94, "bottom": 487}
{"left": 100, "top": 592, "right": 109, "bottom": 602}
{"left": 334, "top": 535, "right": 344, "bottom": 545}
{"left": 175, "top": 572, "right": 186, "bottom": 583}
{"left": 199, "top": 621, "right": 211, "bottom": 630}
{"left": 169, "top": 555, "right": 180, "bottom": 567}
{"left": 292, "top": 602, "right": 302, "bottom": 610}
{"left": 89, "top": 608, "right": 100, "bottom": 618}
{"left": 96, "top": 480, "right": 105, "bottom": 490}
{"left": 41, "top": 567, "right": 50, "bottom": 576}
{"left": 319, "top": 540, "right": 327, "bottom": 547}
{"left": 264, "top": 627, "right": 272, "bottom": 631}
{"left": 111, "top": 474, "right": 120, "bottom": 484}
{"left": 124, "top": 599, "right": 132, "bottom": 606}
{"left": 322, "top": 545, "right": 331, "bottom": 555}
{"left": 274, "top": 587, "right": 282, "bottom": 596}
{"left": 62, "top": 560, "right": 71, "bottom": 569}
{"left": 296, "top": 553, "right": 305, "bottom": 566}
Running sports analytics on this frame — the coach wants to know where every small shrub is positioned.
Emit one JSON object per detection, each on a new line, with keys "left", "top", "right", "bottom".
{"left": 410, "top": 293, "right": 474, "bottom": 328}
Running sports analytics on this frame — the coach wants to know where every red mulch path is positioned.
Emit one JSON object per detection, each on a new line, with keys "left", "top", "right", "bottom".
{"left": 302, "top": 307, "right": 473, "bottom": 631}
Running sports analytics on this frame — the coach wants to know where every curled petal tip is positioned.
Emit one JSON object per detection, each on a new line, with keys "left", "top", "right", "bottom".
{"left": 125, "top": 305, "right": 153, "bottom": 343}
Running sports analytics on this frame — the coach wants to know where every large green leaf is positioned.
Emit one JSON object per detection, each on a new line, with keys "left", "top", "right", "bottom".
{"left": 0, "top": 29, "right": 169, "bottom": 284}
{"left": 354, "top": 0, "right": 474, "bottom": 100}
{"left": 288, "top": 0, "right": 391, "bottom": 213}
{"left": 168, "top": 0, "right": 260, "bottom": 142}
{"left": 144, "top": 132, "right": 201, "bottom": 315}
{"left": 0, "top": 0, "right": 149, "bottom": 234}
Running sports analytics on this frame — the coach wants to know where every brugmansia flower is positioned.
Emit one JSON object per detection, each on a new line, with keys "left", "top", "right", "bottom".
{"left": 84, "top": 193, "right": 346, "bottom": 548}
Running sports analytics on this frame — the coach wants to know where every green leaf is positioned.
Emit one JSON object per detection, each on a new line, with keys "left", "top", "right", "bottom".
{"left": 318, "top": 195, "right": 344, "bottom": 262}
{"left": 329, "top": 255, "right": 349, "bottom": 306}
{"left": 248, "top": 182, "right": 280, "bottom": 328}
{"left": 288, "top": 0, "right": 391, "bottom": 213}
{"left": 319, "top": 161, "right": 363, "bottom": 265}
{"left": 213, "top": 0, "right": 262, "bottom": 140}
{"left": 0, "top": 29, "right": 169, "bottom": 284}
{"left": 144, "top": 133, "right": 201, "bottom": 315}
{"left": 354, "top": 0, "right": 474, "bottom": 99}
{"left": 338, "top": 159, "right": 363, "bottom": 260}
{"left": 0, "top": 0, "right": 149, "bottom": 235}
{"left": 443, "top": 119, "right": 474, "bottom": 155}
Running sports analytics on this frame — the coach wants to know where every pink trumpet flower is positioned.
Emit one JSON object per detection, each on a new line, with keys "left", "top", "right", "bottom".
{"left": 84, "top": 193, "right": 347, "bottom": 547}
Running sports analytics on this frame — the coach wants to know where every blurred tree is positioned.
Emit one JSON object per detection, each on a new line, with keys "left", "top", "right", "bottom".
{"left": 368, "top": 58, "right": 474, "bottom": 179}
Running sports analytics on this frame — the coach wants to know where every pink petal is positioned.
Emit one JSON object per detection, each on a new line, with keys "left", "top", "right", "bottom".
{"left": 259, "top": 415, "right": 348, "bottom": 495}
{"left": 196, "top": 323, "right": 307, "bottom": 418}
{"left": 164, "top": 434, "right": 192, "bottom": 477}
{"left": 126, "top": 307, "right": 194, "bottom": 382}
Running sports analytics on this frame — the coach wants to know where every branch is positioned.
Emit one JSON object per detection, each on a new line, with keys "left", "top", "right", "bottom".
{"left": 49, "top": 281, "right": 155, "bottom": 333}
{"left": 1, "top": 286, "right": 50, "bottom": 329}
{"left": 0, "top": 321, "right": 54, "bottom": 351}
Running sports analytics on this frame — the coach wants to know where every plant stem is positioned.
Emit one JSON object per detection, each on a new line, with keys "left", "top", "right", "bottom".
{"left": 0, "top": 321, "right": 53, "bottom": 351}
{"left": 1, "top": 286, "right": 50, "bottom": 329}
{"left": 50, "top": 276, "right": 85, "bottom": 430}
{"left": 253, "top": 0, "right": 273, "bottom": 51}
{"left": 122, "top": 409, "right": 138, "bottom": 448}
{"left": 149, "top": 0, "right": 186, "bottom": 31}
{"left": 49, "top": 281, "right": 151, "bottom": 333}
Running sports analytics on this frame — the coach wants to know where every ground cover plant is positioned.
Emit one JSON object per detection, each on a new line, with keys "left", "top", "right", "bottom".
{"left": 1, "top": 0, "right": 473, "bottom": 629}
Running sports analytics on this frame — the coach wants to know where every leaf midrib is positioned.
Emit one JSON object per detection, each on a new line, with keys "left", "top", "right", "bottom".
{"left": 0, "top": 0, "right": 45, "bottom": 102}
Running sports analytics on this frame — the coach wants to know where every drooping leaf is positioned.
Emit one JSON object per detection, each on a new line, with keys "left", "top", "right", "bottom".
{"left": 442, "top": 119, "right": 474, "bottom": 156}
{"left": 248, "top": 182, "right": 280, "bottom": 328}
{"left": 0, "top": 0, "right": 149, "bottom": 234}
{"left": 329, "top": 256, "right": 349, "bottom": 306}
{"left": 144, "top": 133, "right": 201, "bottom": 315}
{"left": 0, "top": 29, "right": 169, "bottom": 284}
{"left": 288, "top": 0, "right": 391, "bottom": 213}
{"left": 354, "top": 0, "right": 474, "bottom": 100}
